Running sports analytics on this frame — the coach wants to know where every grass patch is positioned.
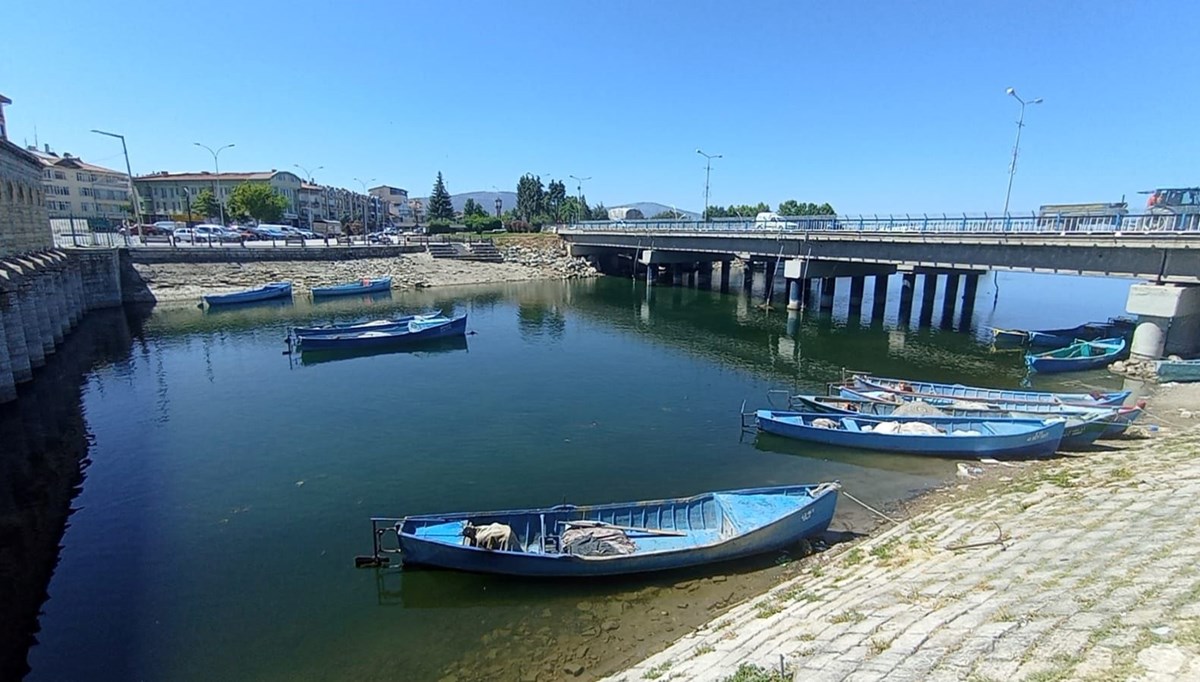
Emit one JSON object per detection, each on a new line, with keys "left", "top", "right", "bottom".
{"left": 868, "top": 636, "right": 891, "bottom": 656}
{"left": 780, "top": 587, "right": 819, "bottom": 603}
{"left": 1041, "top": 469, "right": 1076, "bottom": 488}
{"left": 693, "top": 644, "right": 715, "bottom": 657}
{"left": 755, "top": 600, "right": 784, "bottom": 619}
{"left": 642, "top": 659, "right": 674, "bottom": 680}
{"left": 844, "top": 547, "right": 864, "bottom": 565}
{"left": 991, "top": 605, "right": 1014, "bottom": 622}
{"left": 830, "top": 608, "right": 865, "bottom": 624}
{"left": 719, "top": 663, "right": 788, "bottom": 682}
{"left": 869, "top": 539, "right": 898, "bottom": 562}
{"left": 810, "top": 564, "right": 824, "bottom": 577}
{"left": 712, "top": 619, "right": 733, "bottom": 631}
{"left": 796, "top": 631, "right": 816, "bottom": 641}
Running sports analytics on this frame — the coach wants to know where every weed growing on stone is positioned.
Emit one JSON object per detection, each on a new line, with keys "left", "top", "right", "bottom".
{"left": 754, "top": 600, "right": 784, "bottom": 619}
{"left": 719, "top": 663, "right": 788, "bottom": 682}
{"left": 844, "top": 548, "right": 864, "bottom": 565}
{"left": 693, "top": 644, "right": 715, "bottom": 658}
{"left": 830, "top": 609, "right": 865, "bottom": 624}
{"left": 642, "top": 659, "right": 674, "bottom": 680}
{"left": 868, "top": 636, "right": 891, "bottom": 656}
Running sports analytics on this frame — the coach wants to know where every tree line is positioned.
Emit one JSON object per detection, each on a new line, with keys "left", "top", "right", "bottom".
{"left": 700, "top": 200, "right": 836, "bottom": 220}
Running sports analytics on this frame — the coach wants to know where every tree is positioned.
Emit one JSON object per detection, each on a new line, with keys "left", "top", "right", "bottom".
{"left": 778, "top": 200, "right": 836, "bottom": 216}
{"left": 428, "top": 172, "right": 454, "bottom": 221}
{"left": 589, "top": 203, "right": 609, "bottom": 221}
{"left": 651, "top": 210, "right": 688, "bottom": 219}
{"left": 193, "top": 188, "right": 220, "bottom": 220}
{"left": 227, "top": 183, "right": 289, "bottom": 223}
{"left": 546, "top": 179, "right": 567, "bottom": 221}
{"left": 704, "top": 203, "right": 771, "bottom": 220}
{"left": 516, "top": 174, "right": 546, "bottom": 222}
{"left": 463, "top": 197, "right": 487, "bottom": 218}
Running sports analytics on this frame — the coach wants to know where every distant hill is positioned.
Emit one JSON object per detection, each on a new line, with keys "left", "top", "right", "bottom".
{"left": 609, "top": 202, "right": 700, "bottom": 220}
{"left": 411, "top": 191, "right": 518, "bottom": 214}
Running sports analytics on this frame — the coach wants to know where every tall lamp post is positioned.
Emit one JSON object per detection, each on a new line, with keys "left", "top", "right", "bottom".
{"left": 194, "top": 142, "right": 235, "bottom": 225}
{"left": 90, "top": 129, "right": 142, "bottom": 227}
{"left": 696, "top": 149, "right": 722, "bottom": 221}
{"left": 1002, "top": 87, "right": 1043, "bottom": 215}
{"left": 569, "top": 175, "right": 591, "bottom": 223}
{"left": 294, "top": 164, "right": 323, "bottom": 228}
{"left": 182, "top": 186, "right": 193, "bottom": 226}
{"left": 354, "top": 177, "right": 375, "bottom": 242}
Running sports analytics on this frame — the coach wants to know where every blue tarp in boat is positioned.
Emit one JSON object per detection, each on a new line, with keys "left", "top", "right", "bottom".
{"left": 365, "top": 483, "right": 839, "bottom": 577}
{"left": 202, "top": 282, "right": 293, "bottom": 306}
{"left": 756, "top": 410, "right": 1065, "bottom": 459}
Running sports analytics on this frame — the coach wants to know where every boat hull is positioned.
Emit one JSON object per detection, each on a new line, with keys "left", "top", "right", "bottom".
{"left": 298, "top": 315, "right": 467, "bottom": 351}
{"left": 203, "top": 282, "right": 292, "bottom": 306}
{"left": 393, "top": 484, "right": 839, "bottom": 577}
{"left": 291, "top": 311, "right": 440, "bottom": 338}
{"left": 852, "top": 375, "right": 1129, "bottom": 407}
{"left": 756, "top": 411, "right": 1064, "bottom": 459}
{"left": 310, "top": 277, "right": 392, "bottom": 297}
{"left": 1025, "top": 338, "right": 1127, "bottom": 374}
{"left": 1156, "top": 360, "right": 1200, "bottom": 383}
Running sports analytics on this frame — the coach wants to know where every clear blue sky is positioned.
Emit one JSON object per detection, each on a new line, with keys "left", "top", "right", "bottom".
{"left": 3, "top": 0, "right": 1197, "bottom": 215}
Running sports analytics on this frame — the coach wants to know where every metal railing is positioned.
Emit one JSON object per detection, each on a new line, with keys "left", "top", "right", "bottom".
{"left": 563, "top": 212, "right": 1200, "bottom": 235}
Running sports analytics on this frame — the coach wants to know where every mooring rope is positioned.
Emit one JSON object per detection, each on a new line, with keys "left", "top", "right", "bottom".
{"left": 840, "top": 489, "right": 902, "bottom": 524}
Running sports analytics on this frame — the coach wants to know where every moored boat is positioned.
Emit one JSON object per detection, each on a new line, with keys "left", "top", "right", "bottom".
{"left": 202, "top": 281, "right": 293, "bottom": 306}
{"left": 291, "top": 310, "right": 442, "bottom": 338}
{"left": 850, "top": 374, "right": 1129, "bottom": 407}
{"left": 358, "top": 483, "right": 840, "bottom": 577}
{"left": 1025, "top": 338, "right": 1127, "bottom": 374}
{"left": 310, "top": 276, "right": 393, "bottom": 297}
{"left": 755, "top": 410, "right": 1065, "bottom": 459}
{"left": 1155, "top": 358, "right": 1200, "bottom": 383}
{"left": 991, "top": 317, "right": 1136, "bottom": 349}
{"left": 297, "top": 314, "right": 467, "bottom": 351}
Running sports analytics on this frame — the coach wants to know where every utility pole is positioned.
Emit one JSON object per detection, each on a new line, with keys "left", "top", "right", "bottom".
{"left": 1002, "top": 88, "right": 1043, "bottom": 215}
{"left": 354, "top": 177, "right": 375, "bottom": 243}
{"left": 90, "top": 129, "right": 142, "bottom": 226}
{"left": 569, "top": 175, "right": 591, "bottom": 223}
{"left": 696, "top": 149, "right": 722, "bottom": 221}
{"left": 194, "top": 142, "right": 235, "bottom": 225}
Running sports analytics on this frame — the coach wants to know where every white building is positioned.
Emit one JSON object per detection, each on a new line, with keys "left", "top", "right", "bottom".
{"left": 133, "top": 170, "right": 303, "bottom": 222}
{"left": 28, "top": 145, "right": 131, "bottom": 222}
{"left": 369, "top": 184, "right": 411, "bottom": 223}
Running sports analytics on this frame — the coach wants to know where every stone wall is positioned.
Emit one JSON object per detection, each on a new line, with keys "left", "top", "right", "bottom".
{"left": 0, "top": 140, "right": 53, "bottom": 258}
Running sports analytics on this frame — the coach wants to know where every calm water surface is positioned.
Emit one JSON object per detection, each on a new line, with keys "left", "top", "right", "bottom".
{"left": 8, "top": 271, "right": 1140, "bottom": 681}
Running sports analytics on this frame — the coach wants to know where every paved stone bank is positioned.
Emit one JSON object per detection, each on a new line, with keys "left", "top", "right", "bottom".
{"left": 127, "top": 244, "right": 423, "bottom": 264}
{"left": 601, "top": 427, "right": 1200, "bottom": 682}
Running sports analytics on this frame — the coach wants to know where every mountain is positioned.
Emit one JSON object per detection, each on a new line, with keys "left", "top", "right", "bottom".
{"left": 411, "top": 191, "right": 518, "bottom": 215}
{"left": 608, "top": 202, "right": 700, "bottom": 220}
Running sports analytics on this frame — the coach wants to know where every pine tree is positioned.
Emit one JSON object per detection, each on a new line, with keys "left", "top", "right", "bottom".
{"left": 428, "top": 172, "right": 454, "bottom": 221}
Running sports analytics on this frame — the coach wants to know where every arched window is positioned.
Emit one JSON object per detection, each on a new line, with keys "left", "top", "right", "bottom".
{"left": 3, "top": 181, "right": 12, "bottom": 203}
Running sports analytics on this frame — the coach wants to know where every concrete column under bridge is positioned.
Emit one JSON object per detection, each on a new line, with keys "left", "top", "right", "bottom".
{"left": 918, "top": 273, "right": 939, "bottom": 327}
{"left": 872, "top": 274, "right": 889, "bottom": 321}
{"left": 898, "top": 273, "right": 917, "bottom": 322}
{"left": 1126, "top": 284, "right": 1200, "bottom": 359}
{"left": 698, "top": 262, "right": 713, "bottom": 289}
{"left": 781, "top": 259, "right": 897, "bottom": 317}
{"left": 819, "top": 277, "right": 837, "bottom": 312}
{"left": 940, "top": 274, "right": 961, "bottom": 329}
{"left": 960, "top": 273, "right": 981, "bottom": 328}
{"left": 848, "top": 276, "right": 866, "bottom": 315}
{"left": 719, "top": 261, "right": 731, "bottom": 293}
{"left": 742, "top": 260, "right": 755, "bottom": 294}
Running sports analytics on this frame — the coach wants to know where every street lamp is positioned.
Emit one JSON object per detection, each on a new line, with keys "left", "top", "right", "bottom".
{"left": 696, "top": 149, "right": 722, "bottom": 221}
{"left": 569, "top": 175, "right": 591, "bottom": 223}
{"left": 194, "top": 142, "right": 235, "bottom": 225}
{"left": 354, "top": 177, "right": 375, "bottom": 242}
{"left": 1002, "top": 87, "right": 1043, "bottom": 215}
{"left": 182, "top": 186, "right": 194, "bottom": 226}
{"left": 294, "top": 164, "right": 323, "bottom": 227}
{"left": 90, "top": 129, "right": 142, "bottom": 226}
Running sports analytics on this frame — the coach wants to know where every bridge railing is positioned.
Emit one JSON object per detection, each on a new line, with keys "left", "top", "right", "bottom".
{"left": 567, "top": 212, "right": 1200, "bottom": 234}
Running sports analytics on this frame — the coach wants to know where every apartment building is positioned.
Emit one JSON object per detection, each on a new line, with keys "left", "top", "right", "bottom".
{"left": 28, "top": 146, "right": 131, "bottom": 222}
{"left": 133, "top": 170, "right": 302, "bottom": 222}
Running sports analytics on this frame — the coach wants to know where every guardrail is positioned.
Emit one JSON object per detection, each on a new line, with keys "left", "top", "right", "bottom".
{"left": 562, "top": 212, "right": 1200, "bottom": 235}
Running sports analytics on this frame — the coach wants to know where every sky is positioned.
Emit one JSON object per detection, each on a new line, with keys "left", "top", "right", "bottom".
{"left": 3, "top": 0, "right": 1197, "bottom": 215}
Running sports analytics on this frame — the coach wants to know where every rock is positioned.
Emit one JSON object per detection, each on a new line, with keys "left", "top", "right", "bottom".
{"left": 1111, "top": 361, "right": 1127, "bottom": 373}
{"left": 563, "top": 663, "right": 584, "bottom": 677}
{"left": 601, "top": 620, "right": 620, "bottom": 632}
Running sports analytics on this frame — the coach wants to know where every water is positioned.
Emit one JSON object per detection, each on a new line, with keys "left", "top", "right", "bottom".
{"left": 4, "top": 271, "right": 1138, "bottom": 681}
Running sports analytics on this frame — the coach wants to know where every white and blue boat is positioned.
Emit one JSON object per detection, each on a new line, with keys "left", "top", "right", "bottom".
{"left": 992, "top": 317, "right": 1136, "bottom": 349}
{"left": 310, "top": 276, "right": 392, "bottom": 297}
{"left": 297, "top": 314, "right": 467, "bottom": 351}
{"left": 291, "top": 310, "right": 442, "bottom": 338}
{"left": 755, "top": 410, "right": 1065, "bottom": 459}
{"left": 202, "top": 281, "right": 292, "bottom": 306}
{"left": 1025, "top": 338, "right": 1128, "bottom": 374}
{"left": 851, "top": 374, "right": 1129, "bottom": 407}
{"left": 358, "top": 483, "right": 840, "bottom": 577}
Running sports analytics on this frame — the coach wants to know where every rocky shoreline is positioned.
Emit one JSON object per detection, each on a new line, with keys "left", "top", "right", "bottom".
{"left": 133, "top": 240, "right": 599, "bottom": 304}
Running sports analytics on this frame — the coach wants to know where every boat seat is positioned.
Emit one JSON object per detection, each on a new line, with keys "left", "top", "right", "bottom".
{"left": 840, "top": 418, "right": 862, "bottom": 432}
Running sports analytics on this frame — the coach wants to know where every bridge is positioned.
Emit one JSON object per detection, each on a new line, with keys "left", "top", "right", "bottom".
{"left": 557, "top": 213, "right": 1200, "bottom": 360}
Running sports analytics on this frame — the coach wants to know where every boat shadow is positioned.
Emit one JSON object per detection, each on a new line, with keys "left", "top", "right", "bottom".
{"left": 202, "top": 297, "right": 295, "bottom": 315}
{"left": 311, "top": 290, "right": 394, "bottom": 305}
{"left": 298, "top": 336, "right": 469, "bottom": 366}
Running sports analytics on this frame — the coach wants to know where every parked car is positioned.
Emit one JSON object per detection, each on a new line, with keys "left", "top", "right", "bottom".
{"left": 228, "top": 225, "right": 258, "bottom": 241}
{"left": 250, "top": 225, "right": 289, "bottom": 240}
{"left": 172, "top": 227, "right": 199, "bottom": 243}
{"left": 279, "top": 225, "right": 318, "bottom": 240}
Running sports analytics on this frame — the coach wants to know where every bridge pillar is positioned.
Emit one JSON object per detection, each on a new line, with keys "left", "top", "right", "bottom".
{"left": 819, "top": 277, "right": 837, "bottom": 312}
{"left": 1126, "top": 284, "right": 1200, "bottom": 359}
{"left": 698, "top": 262, "right": 713, "bottom": 289}
{"left": 671, "top": 265, "right": 684, "bottom": 287}
{"left": 898, "top": 273, "right": 916, "bottom": 322}
{"left": 848, "top": 276, "right": 865, "bottom": 315}
{"left": 764, "top": 261, "right": 778, "bottom": 302}
{"left": 787, "top": 279, "right": 802, "bottom": 311}
{"left": 918, "top": 273, "right": 939, "bottom": 326}
{"left": 801, "top": 277, "right": 813, "bottom": 307}
{"left": 940, "top": 274, "right": 961, "bottom": 328}
{"left": 959, "top": 274, "right": 981, "bottom": 328}
{"left": 742, "top": 261, "right": 754, "bottom": 294}
{"left": 719, "top": 261, "right": 731, "bottom": 293}
{"left": 645, "top": 263, "right": 657, "bottom": 286}
{"left": 786, "top": 309, "right": 800, "bottom": 338}
{"left": 871, "top": 274, "right": 889, "bottom": 321}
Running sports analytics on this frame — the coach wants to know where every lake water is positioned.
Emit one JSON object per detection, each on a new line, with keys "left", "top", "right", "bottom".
{"left": 3, "top": 270, "right": 1139, "bottom": 681}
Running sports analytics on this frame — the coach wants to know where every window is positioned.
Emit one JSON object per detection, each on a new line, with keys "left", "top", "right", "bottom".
{"left": 54, "top": 170, "right": 66, "bottom": 180}
{"left": 80, "top": 187, "right": 92, "bottom": 197}
{"left": 81, "top": 203, "right": 91, "bottom": 212}
{"left": 47, "top": 185, "right": 70, "bottom": 196}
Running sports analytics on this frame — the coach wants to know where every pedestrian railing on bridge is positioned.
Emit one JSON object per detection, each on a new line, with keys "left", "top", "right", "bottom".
{"left": 564, "top": 212, "right": 1200, "bottom": 235}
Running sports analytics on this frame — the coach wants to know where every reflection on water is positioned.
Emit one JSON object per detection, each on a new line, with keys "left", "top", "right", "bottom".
{"left": 10, "top": 272, "right": 1135, "bottom": 682}
{"left": 298, "top": 336, "right": 469, "bottom": 366}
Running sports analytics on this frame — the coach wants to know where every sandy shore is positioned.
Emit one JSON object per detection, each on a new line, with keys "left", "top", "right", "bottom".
{"left": 133, "top": 240, "right": 598, "bottom": 303}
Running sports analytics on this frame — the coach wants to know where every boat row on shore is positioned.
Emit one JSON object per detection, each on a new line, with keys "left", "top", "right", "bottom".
{"left": 200, "top": 277, "right": 393, "bottom": 307}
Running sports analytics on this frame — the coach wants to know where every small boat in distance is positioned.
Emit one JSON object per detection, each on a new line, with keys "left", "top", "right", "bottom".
{"left": 202, "top": 282, "right": 293, "bottom": 307}
{"left": 1156, "top": 358, "right": 1200, "bottom": 383}
{"left": 755, "top": 411, "right": 1065, "bottom": 459}
{"left": 297, "top": 314, "right": 467, "bottom": 351}
{"left": 310, "top": 276, "right": 393, "bottom": 297}
{"left": 291, "top": 310, "right": 442, "bottom": 338}
{"left": 1025, "top": 338, "right": 1127, "bottom": 374}
{"left": 991, "top": 317, "right": 1136, "bottom": 348}
{"left": 356, "top": 483, "right": 840, "bottom": 576}
{"left": 850, "top": 374, "right": 1129, "bottom": 407}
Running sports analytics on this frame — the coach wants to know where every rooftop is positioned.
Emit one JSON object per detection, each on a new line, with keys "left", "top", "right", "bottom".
{"left": 29, "top": 147, "right": 126, "bottom": 176}
{"left": 134, "top": 170, "right": 299, "bottom": 182}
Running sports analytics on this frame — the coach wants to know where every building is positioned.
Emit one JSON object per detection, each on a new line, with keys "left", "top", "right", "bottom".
{"left": 0, "top": 95, "right": 53, "bottom": 257}
{"left": 133, "top": 170, "right": 302, "bottom": 223}
{"left": 369, "top": 185, "right": 411, "bottom": 223}
{"left": 0, "top": 94, "right": 10, "bottom": 142}
{"left": 27, "top": 146, "right": 130, "bottom": 223}
{"left": 297, "top": 182, "right": 384, "bottom": 231}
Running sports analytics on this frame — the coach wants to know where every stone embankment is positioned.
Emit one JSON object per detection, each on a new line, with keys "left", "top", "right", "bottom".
{"left": 1109, "top": 357, "right": 1167, "bottom": 382}
{"left": 133, "top": 240, "right": 598, "bottom": 304}
{"left": 600, "top": 385, "right": 1200, "bottom": 682}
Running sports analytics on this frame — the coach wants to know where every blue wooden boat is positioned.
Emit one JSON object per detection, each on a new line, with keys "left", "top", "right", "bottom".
{"left": 297, "top": 314, "right": 467, "bottom": 351}
{"left": 310, "top": 276, "right": 393, "bottom": 297}
{"left": 1156, "top": 358, "right": 1200, "bottom": 383}
{"left": 789, "top": 394, "right": 1105, "bottom": 450}
{"left": 992, "top": 317, "right": 1136, "bottom": 349}
{"left": 291, "top": 310, "right": 442, "bottom": 338}
{"left": 831, "top": 387, "right": 1143, "bottom": 439}
{"left": 755, "top": 411, "right": 1065, "bottom": 459}
{"left": 358, "top": 483, "right": 840, "bottom": 577}
{"left": 202, "top": 281, "right": 292, "bottom": 306}
{"left": 1025, "top": 338, "right": 1127, "bottom": 374}
{"left": 851, "top": 374, "right": 1129, "bottom": 407}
